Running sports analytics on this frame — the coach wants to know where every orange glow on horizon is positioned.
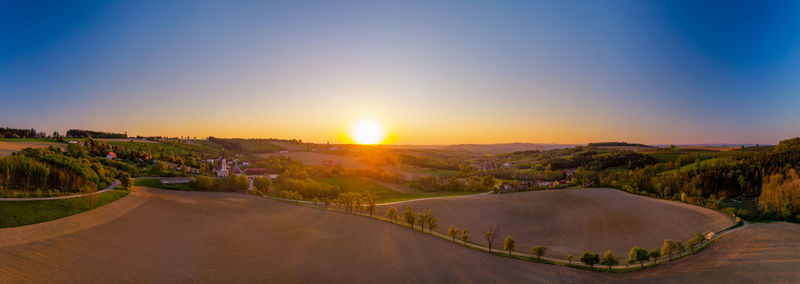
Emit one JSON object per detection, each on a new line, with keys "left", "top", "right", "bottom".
{"left": 347, "top": 120, "right": 388, "bottom": 144}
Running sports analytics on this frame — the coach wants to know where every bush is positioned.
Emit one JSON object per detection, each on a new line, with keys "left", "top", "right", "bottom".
{"left": 191, "top": 176, "right": 215, "bottom": 191}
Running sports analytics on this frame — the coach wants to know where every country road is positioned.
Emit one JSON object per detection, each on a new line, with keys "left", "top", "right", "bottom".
{"left": 0, "top": 180, "right": 120, "bottom": 201}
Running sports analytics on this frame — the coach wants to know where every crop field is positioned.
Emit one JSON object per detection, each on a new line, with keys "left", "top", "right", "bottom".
{"left": 385, "top": 164, "right": 462, "bottom": 179}
{"left": 377, "top": 188, "right": 735, "bottom": 258}
{"left": 316, "top": 177, "right": 479, "bottom": 203}
{"left": 0, "top": 187, "right": 796, "bottom": 283}
{"left": 263, "top": 151, "right": 369, "bottom": 168}
{"left": 0, "top": 141, "right": 66, "bottom": 157}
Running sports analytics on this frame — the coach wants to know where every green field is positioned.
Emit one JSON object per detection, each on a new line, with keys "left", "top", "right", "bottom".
{"left": 391, "top": 164, "right": 463, "bottom": 177}
{"left": 0, "top": 190, "right": 129, "bottom": 228}
{"left": 658, "top": 157, "right": 732, "bottom": 175}
{"left": 0, "top": 138, "right": 62, "bottom": 143}
{"left": 134, "top": 179, "right": 194, "bottom": 191}
{"left": 105, "top": 141, "right": 209, "bottom": 156}
{"left": 643, "top": 149, "right": 718, "bottom": 163}
{"left": 315, "top": 176, "right": 480, "bottom": 203}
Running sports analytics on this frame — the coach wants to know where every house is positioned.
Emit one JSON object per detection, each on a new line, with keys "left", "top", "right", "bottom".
{"left": 68, "top": 140, "right": 78, "bottom": 144}
{"left": 243, "top": 168, "right": 279, "bottom": 179}
{"left": 105, "top": 152, "right": 117, "bottom": 159}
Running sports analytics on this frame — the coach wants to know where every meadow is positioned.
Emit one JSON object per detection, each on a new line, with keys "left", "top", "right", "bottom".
{"left": 0, "top": 190, "right": 129, "bottom": 228}
{"left": 315, "top": 176, "right": 478, "bottom": 203}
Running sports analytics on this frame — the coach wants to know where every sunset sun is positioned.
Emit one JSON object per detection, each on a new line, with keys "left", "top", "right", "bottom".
{"left": 350, "top": 120, "right": 385, "bottom": 144}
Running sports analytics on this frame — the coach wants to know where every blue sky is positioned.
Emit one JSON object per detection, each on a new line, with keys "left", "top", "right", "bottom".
{"left": 1, "top": 0, "right": 799, "bottom": 144}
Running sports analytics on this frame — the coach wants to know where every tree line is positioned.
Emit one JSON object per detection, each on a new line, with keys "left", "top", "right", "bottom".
{"left": 0, "top": 146, "right": 132, "bottom": 197}
{"left": 65, "top": 129, "right": 127, "bottom": 138}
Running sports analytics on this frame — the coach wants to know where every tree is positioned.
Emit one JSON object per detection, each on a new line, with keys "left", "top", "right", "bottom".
{"left": 323, "top": 197, "right": 331, "bottom": 209}
{"left": 447, "top": 225, "right": 459, "bottom": 241}
{"left": 601, "top": 249, "right": 619, "bottom": 270}
{"left": 403, "top": 206, "right": 415, "bottom": 229}
{"left": 674, "top": 241, "right": 685, "bottom": 257}
{"left": 531, "top": 246, "right": 547, "bottom": 261}
{"left": 627, "top": 246, "right": 649, "bottom": 268}
{"left": 253, "top": 176, "right": 272, "bottom": 193}
{"left": 416, "top": 211, "right": 428, "bottom": 232}
{"left": 385, "top": 207, "right": 398, "bottom": 223}
{"left": 688, "top": 232, "right": 704, "bottom": 252}
{"left": 565, "top": 254, "right": 573, "bottom": 264}
{"left": 503, "top": 235, "right": 516, "bottom": 256}
{"left": 648, "top": 248, "right": 661, "bottom": 264}
{"left": 363, "top": 192, "right": 378, "bottom": 217}
{"left": 481, "top": 175, "right": 497, "bottom": 191}
{"left": 312, "top": 197, "right": 320, "bottom": 207}
{"left": 119, "top": 172, "right": 133, "bottom": 190}
{"left": 579, "top": 252, "right": 599, "bottom": 270}
{"left": 426, "top": 214, "right": 438, "bottom": 234}
{"left": 662, "top": 240, "right": 676, "bottom": 261}
{"left": 485, "top": 224, "right": 500, "bottom": 253}
{"left": 461, "top": 229, "right": 469, "bottom": 246}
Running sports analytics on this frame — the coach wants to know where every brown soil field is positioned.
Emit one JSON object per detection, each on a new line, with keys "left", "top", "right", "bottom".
{"left": 0, "top": 141, "right": 65, "bottom": 157}
{"left": 377, "top": 188, "right": 735, "bottom": 258}
{"left": 261, "top": 151, "right": 368, "bottom": 168}
{"left": 0, "top": 187, "right": 795, "bottom": 283}
{"left": 622, "top": 222, "right": 800, "bottom": 283}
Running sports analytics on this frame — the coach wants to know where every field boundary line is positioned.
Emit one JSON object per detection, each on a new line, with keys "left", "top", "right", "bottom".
{"left": 0, "top": 180, "right": 120, "bottom": 201}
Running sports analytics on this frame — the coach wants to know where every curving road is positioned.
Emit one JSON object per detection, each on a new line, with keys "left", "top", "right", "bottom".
{"left": 0, "top": 187, "right": 797, "bottom": 283}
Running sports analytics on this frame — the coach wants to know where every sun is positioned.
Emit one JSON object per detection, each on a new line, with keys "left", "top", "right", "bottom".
{"left": 350, "top": 120, "right": 385, "bottom": 144}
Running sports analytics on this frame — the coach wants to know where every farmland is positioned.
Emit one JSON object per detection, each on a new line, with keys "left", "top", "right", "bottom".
{"left": 622, "top": 222, "right": 800, "bottom": 283}
{"left": 0, "top": 141, "right": 65, "bottom": 157}
{"left": 0, "top": 190, "right": 129, "bottom": 228}
{"left": 0, "top": 186, "right": 797, "bottom": 283}
{"left": 315, "top": 176, "right": 480, "bottom": 203}
{"left": 377, "top": 188, "right": 735, "bottom": 258}
{"left": 263, "top": 152, "right": 369, "bottom": 168}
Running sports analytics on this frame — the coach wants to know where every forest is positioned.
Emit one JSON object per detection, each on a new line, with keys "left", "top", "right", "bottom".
{"left": 0, "top": 146, "right": 130, "bottom": 197}
{"left": 65, "top": 129, "right": 127, "bottom": 138}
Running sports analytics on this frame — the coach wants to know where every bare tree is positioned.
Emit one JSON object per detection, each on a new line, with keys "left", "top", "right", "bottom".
{"left": 403, "top": 206, "right": 415, "bottom": 229}
{"left": 416, "top": 212, "right": 427, "bottom": 232}
{"left": 485, "top": 224, "right": 500, "bottom": 253}
{"left": 426, "top": 213, "right": 438, "bottom": 234}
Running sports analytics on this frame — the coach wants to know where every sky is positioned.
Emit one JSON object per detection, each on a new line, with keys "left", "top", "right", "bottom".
{"left": 1, "top": 0, "right": 799, "bottom": 145}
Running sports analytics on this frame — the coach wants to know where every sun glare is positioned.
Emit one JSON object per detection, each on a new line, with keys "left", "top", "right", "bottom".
{"left": 350, "top": 120, "right": 385, "bottom": 144}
